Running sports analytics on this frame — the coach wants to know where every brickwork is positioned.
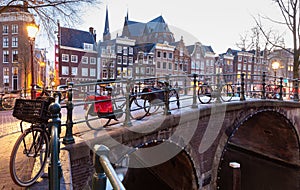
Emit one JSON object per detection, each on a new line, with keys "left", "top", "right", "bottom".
{"left": 70, "top": 100, "right": 300, "bottom": 189}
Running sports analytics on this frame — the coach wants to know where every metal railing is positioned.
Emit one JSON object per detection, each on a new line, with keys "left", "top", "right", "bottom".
{"left": 45, "top": 72, "right": 300, "bottom": 190}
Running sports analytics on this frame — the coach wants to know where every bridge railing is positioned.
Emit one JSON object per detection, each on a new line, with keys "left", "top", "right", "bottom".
{"left": 51, "top": 73, "right": 300, "bottom": 189}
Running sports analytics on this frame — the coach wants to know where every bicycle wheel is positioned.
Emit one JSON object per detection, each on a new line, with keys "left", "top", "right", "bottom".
{"left": 144, "top": 96, "right": 160, "bottom": 115}
{"left": 130, "top": 97, "right": 149, "bottom": 120}
{"left": 198, "top": 85, "right": 212, "bottom": 104}
{"left": 220, "top": 84, "right": 234, "bottom": 102}
{"left": 10, "top": 126, "right": 49, "bottom": 187}
{"left": 85, "top": 104, "right": 110, "bottom": 130}
{"left": 2, "top": 97, "right": 15, "bottom": 110}
{"left": 169, "top": 89, "right": 180, "bottom": 109}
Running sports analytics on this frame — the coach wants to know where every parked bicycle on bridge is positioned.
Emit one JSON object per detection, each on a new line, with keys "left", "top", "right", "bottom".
{"left": 141, "top": 80, "right": 180, "bottom": 114}
{"left": 84, "top": 80, "right": 149, "bottom": 130}
{"left": 197, "top": 77, "right": 234, "bottom": 104}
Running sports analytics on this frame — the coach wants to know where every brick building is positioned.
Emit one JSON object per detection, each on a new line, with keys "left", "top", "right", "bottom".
{"left": 55, "top": 25, "right": 98, "bottom": 95}
{"left": 0, "top": 5, "right": 35, "bottom": 92}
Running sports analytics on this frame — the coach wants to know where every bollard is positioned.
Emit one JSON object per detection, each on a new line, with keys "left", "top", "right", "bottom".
{"left": 261, "top": 72, "right": 266, "bottom": 99}
{"left": 240, "top": 73, "right": 246, "bottom": 101}
{"left": 279, "top": 77, "right": 283, "bottom": 100}
{"left": 164, "top": 75, "right": 171, "bottom": 115}
{"left": 184, "top": 78, "right": 187, "bottom": 95}
{"left": 294, "top": 78, "right": 299, "bottom": 102}
{"left": 48, "top": 94, "right": 62, "bottom": 190}
{"left": 192, "top": 73, "right": 198, "bottom": 108}
{"left": 123, "top": 78, "right": 132, "bottom": 127}
{"left": 63, "top": 82, "right": 75, "bottom": 144}
{"left": 93, "top": 145, "right": 126, "bottom": 190}
{"left": 229, "top": 162, "right": 241, "bottom": 190}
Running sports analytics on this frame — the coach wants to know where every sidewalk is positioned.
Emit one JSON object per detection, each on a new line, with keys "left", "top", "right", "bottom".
{"left": 0, "top": 127, "right": 73, "bottom": 190}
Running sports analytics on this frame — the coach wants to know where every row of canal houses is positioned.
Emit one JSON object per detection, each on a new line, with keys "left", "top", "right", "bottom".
{"left": 56, "top": 7, "right": 293, "bottom": 95}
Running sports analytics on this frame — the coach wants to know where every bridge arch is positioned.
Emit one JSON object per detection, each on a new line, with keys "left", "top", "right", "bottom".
{"left": 121, "top": 140, "right": 199, "bottom": 190}
{"left": 215, "top": 110, "right": 300, "bottom": 189}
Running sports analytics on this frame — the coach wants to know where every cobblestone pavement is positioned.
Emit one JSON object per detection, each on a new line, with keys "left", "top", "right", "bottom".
{"left": 0, "top": 110, "right": 21, "bottom": 138}
{"left": 0, "top": 110, "right": 72, "bottom": 190}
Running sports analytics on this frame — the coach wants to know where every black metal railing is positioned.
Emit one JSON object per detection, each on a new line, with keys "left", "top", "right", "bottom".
{"left": 45, "top": 72, "right": 300, "bottom": 190}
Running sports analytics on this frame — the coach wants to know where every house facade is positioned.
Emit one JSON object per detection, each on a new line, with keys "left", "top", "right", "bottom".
{"left": 56, "top": 26, "right": 98, "bottom": 91}
{"left": 0, "top": 5, "right": 35, "bottom": 92}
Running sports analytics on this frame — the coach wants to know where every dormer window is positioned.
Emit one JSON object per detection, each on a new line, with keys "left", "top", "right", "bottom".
{"left": 84, "top": 43, "right": 93, "bottom": 50}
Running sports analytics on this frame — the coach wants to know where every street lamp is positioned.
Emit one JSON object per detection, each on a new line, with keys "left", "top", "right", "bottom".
{"left": 27, "top": 21, "right": 39, "bottom": 99}
{"left": 272, "top": 61, "right": 280, "bottom": 84}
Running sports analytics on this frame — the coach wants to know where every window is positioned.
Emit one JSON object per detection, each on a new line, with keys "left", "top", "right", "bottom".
{"left": 62, "top": 66, "right": 69, "bottom": 75}
{"left": 151, "top": 67, "right": 155, "bottom": 75}
{"left": 248, "top": 65, "right": 252, "bottom": 71}
{"left": 90, "top": 68, "right": 96, "bottom": 77}
{"left": 3, "top": 67, "right": 9, "bottom": 75}
{"left": 238, "top": 56, "right": 242, "bottom": 62}
{"left": 71, "top": 67, "right": 78, "bottom": 76}
{"left": 128, "top": 57, "right": 133, "bottom": 65}
{"left": 157, "top": 51, "right": 161, "bottom": 58}
{"left": 128, "top": 68, "right": 132, "bottom": 77}
{"left": 62, "top": 54, "right": 69, "bottom": 62}
{"left": 163, "top": 52, "right": 167, "bottom": 58}
{"left": 163, "top": 62, "right": 167, "bottom": 69}
{"left": 123, "top": 57, "right": 127, "bottom": 65}
{"left": 169, "top": 53, "right": 173, "bottom": 59}
{"left": 90, "top": 57, "right": 96, "bottom": 65}
{"left": 3, "top": 25, "right": 8, "bottom": 34}
{"left": 146, "top": 67, "right": 150, "bottom": 74}
{"left": 12, "top": 50, "right": 18, "bottom": 62}
{"left": 12, "top": 25, "right": 18, "bottom": 33}
{"left": 71, "top": 55, "right": 78, "bottom": 63}
{"left": 3, "top": 50, "right": 9, "bottom": 63}
{"left": 123, "top": 47, "right": 128, "bottom": 55}
{"left": 81, "top": 56, "right": 88, "bottom": 64}
{"left": 82, "top": 68, "right": 88, "bottom": 76}
{"left": 117, "top": 46, "right": 122, "bottom": 53}
{"left": 129, "top": 47, "right": 133, "bottom": 55}
{"left": 244, "top": 58, "right": 247, "bottom": 63}
{"left": 168, "top": 62, "right": 172, "bottom": 70}
{"left": 117, "top": 56, "right": 122, "bottom": 64}
{"left": 174, "top": 63, "right": 178, "bottom": 70}
{"left": 12, "top": 37, "right": 18, "bottom": 47}
{"left": 84, "top": 43, "right": 93, "bottom": 50}
{"left": 3, "top": 37, "right": 8, "bottom": 47}
{"left": 157, "top": 61, "right": 161, "bottom": 68}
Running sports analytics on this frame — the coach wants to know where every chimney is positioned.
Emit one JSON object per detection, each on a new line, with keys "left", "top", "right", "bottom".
{"left": 89, "top": 27, "right": 94, "bottom": 34}
{"left": 89, "top": 27, "right": 96, "bottom": 41}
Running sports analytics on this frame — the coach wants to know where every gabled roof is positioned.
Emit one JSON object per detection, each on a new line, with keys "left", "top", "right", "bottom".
{"left": 186, "top": 45, "right": 195, "bottom": 55}
{"left": 134, "top": 43, "right": 156, "bottom": 54}
{"left": 202, "top": 45, "right": 214, "bottom": 54}
{"left": 60, "top": 27, "right": 96, "bottom": 49}
{"left": 124, "top": 15, "right": 171, "bottom": 37}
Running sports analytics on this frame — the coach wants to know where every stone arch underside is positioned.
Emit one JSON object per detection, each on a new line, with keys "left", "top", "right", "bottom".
{"left": 122, "top": 142, "right": 199, "bottom": 190}
{"left": 217, "top": 111, "right": 300, "bottom": 190}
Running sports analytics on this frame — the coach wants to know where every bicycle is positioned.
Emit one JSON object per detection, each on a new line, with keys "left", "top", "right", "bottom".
{"left": 198, "top": 80, "right": 234, "bottom": 104}
{"left": 9, "top": 89, "right": 62, "bottom": 187}
{"left": 84, "top": 82, "right": 149, "bottom": 130}
{"left": 141, "top": 80, "right": 180, "bottom": 114}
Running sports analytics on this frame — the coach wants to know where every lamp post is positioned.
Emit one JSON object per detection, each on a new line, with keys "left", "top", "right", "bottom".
{"left": 27, "top": 21, "right": 39, "bottom": 99}
{"left": 272, "top": 61, "right": 280, "bottom": 84}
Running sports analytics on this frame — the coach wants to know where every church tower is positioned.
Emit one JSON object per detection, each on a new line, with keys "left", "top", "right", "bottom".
{"left": 103, "top": 6, "right": 111, "bottom": 41}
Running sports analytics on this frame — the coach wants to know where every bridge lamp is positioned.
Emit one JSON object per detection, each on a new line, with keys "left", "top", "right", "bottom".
{"left": 27, "top": 21, "right": 39, "bottom": 99}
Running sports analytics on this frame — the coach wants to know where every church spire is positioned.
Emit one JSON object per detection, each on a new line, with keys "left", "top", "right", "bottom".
{"left": 103, "top": 5, "right": 111, "bottom": 41}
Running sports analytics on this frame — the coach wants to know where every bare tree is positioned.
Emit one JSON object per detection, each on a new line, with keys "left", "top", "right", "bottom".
{"left": 254, "top": 0, "right": 300, "bottom": 81}
{"left": 0, "top": 0, "right": 101, "bottom": 41}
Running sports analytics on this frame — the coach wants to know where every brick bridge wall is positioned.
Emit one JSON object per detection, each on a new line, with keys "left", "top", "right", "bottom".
{"left": 66, "top": 100, "right": 300, "bottom": 189}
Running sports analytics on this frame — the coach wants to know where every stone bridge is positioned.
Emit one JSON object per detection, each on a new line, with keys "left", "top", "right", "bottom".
{"left": 65, "top": 99, "right": 300, "bottom": 190}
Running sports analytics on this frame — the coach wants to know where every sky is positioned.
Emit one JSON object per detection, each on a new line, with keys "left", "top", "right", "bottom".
{"left": 70, "top": 0, "right": 292, "bottom": 55}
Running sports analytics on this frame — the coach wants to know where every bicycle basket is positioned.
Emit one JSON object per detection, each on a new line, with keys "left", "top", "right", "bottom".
{"left": 13, "top": 99, "right": 51, "bottom": 123}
